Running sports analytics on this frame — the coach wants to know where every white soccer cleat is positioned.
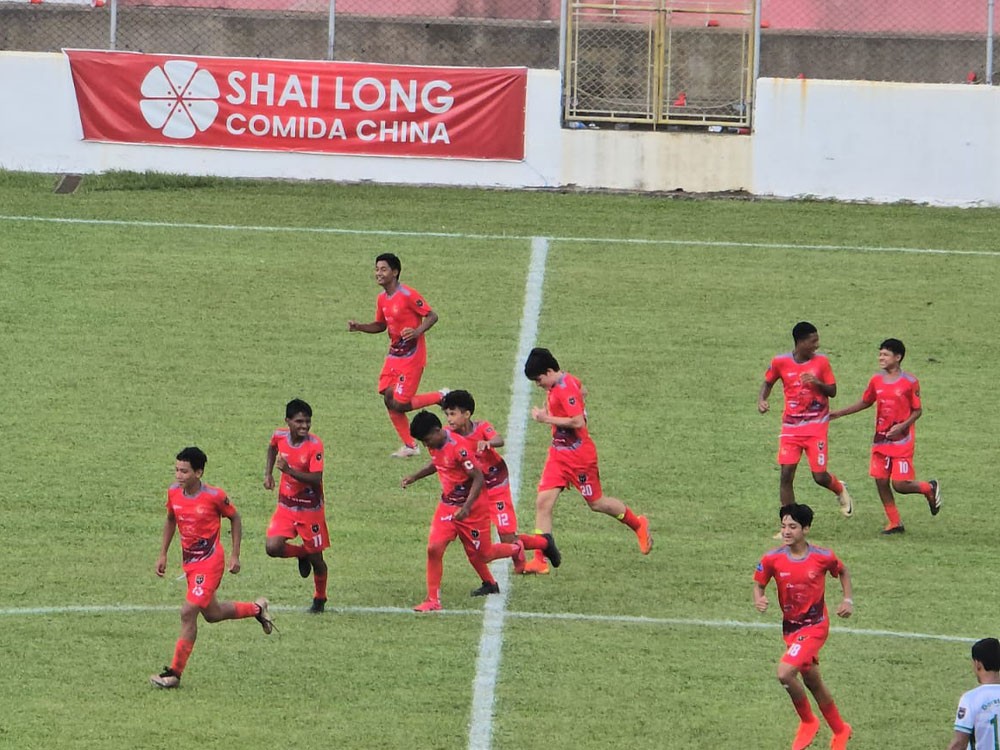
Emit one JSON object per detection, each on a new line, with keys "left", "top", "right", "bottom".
{"left": 837, "top": 483, "right": 854, "bottom": 518}
{"left": 391, "top": 444, "right": 421, "bottom": 459}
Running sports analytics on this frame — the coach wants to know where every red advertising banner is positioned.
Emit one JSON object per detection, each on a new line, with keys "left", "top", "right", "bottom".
{"left": 65, "top": 50, "right": 527, "bottom": 160}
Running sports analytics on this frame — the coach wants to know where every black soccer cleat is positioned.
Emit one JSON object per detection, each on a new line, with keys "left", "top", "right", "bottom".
{"left": 928, "top": 479, "right": 942, "bottom": 516}
{"left": 470, "top": 581, "right": 500, "bottom": 597}
{"left": 298, "top": 556, "right": 312, "bottom": 578}
{"left": 308, "top": 597, "right": 326, "bottom": 614}
{"left": 542, "top": 533, "right": 562, "bottom": 568}
{"left": 880, "top": 524, "right": 906, "bottom": 536}
{"left": 149, "top": 667, "right": 180, "bottom": 689}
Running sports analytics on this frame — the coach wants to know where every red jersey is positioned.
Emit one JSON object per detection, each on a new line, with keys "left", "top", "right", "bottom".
{"left": 546, "top": 373, "right": 595, "bottom": 453}
{"left": 754, "top": 544, "right": 845, "bottom": 635}
{"left": 165, "top": 482, "right": 236, "bottom": 566}
{"left": 428, "top": 429, "right": 480, "bottom": 506}
{"left": 454, "top": 420, "right": 510, "bottom": 490}
{"left": 269, "top": 429, "right": 325, "bottom": 510}
{"left": 375, "top": 284, "right": 434, "bottom": 367}
{"left": 862, "top": 371, "right": 921, "bottom": 456}
{"left": 764, "top": 352, "right": 836, "bottom": 437}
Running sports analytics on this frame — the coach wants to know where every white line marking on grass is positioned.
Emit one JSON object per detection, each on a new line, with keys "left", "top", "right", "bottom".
{"left": 2, "top": 214, "right": 999, "bottom": 257}
{"left": 467, "top": 236, "right": 549, "bottom": 750}
{"left": 0, "top": 602, "right": 976, "bottom": 644}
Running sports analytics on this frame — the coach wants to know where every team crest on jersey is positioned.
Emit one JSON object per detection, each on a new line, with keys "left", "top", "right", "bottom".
{"left": 470, "top": 529, "right": 480, "bottom": 539}
{"left": 316, "top": 452, "right": 322, "bottom": 461}
{"left": 311, "top": 524, "right": 320, "bottom": 533}
{"left": 568, "top": 397, "right": 576, "bottom": 405}
{"left": 957, "top": 708, "right": 966, "bottom": 719}
{"left": 195, "top": 574, "right": 205, "bottom": 585}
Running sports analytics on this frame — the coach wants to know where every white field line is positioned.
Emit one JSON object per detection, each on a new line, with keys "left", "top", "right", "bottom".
{"left": 0, "top": 602, "right": 976, "bottom": 644}
{"left": 2, "top": 214, "right": 999, "bottom": 257}
{"left": 467, "top": 236, "right": 549, "bottom": 750}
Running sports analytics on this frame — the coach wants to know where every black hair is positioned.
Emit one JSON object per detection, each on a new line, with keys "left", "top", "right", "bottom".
{"left": 286, "top": 398, "right": 312, "bottom": 419}
{"left": 375, "top": 253, "right": 402, "bottom": 278}
{"left": 779, "top": 502, "right": 814, "bottom": 528}
{"left": 880, "top": 338, "right": 906, "bottom": 362}
{"left": 972, "top": 638, "right": 1000, "bottom": 671}
{"left": 524, "top": 347, "right": 560, "bottom": 380}
{"left": 176, "top": 446, "right": 207, "bottom": 472}
{"left": 442, "top": 389, "right": 475, "bottom": 414}
{"left": 409, "top": 410, "right": 442, "bottom": 441}
{"left": 792, "top": 321, "right": 818, "bottom": 344}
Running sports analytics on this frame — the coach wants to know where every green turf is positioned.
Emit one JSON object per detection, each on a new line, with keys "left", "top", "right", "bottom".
{"left": 0, "top": 170, "right": 997, "bottom": 749}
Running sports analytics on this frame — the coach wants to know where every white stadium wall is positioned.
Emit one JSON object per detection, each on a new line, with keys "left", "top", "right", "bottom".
{"left": 2, "top": 51, "right": 1000, "bottom": 205}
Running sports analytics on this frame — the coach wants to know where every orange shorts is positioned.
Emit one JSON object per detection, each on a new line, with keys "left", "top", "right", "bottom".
{"left": 427, "top": 500, "right": 493, "bottom": 557}
{"left": 538, "top": 454, "right": 603, "bottom": 502}
{"left": 378, "top": 358, "right": 425, "bottom": 403}
{"left": 870, "top": 450, "right": 916, "bottom": 481}
{"left": 778, "top": 433, "right": 829, "bottom": 473}
{"left": 267, "top": 504, "right": 330, "bottom": 553}
{"left": 485, "top": 484, "right": 518, "bottom": 536}
{"left": 780, "top": 622, "right": 829, "bottom": 672}
{"left": 184, "top": 555, "right": 224, "bottom": 608}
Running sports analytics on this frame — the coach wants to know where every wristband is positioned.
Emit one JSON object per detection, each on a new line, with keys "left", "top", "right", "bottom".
{"left": 843, "top": 598, "right": 853, "bottom": 604}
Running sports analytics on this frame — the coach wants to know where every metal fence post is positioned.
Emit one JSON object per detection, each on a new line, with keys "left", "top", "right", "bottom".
{"left": 109, "top": 0, "right": 117, "bottom": 50}
{"left": 988, "top": 0, "right": 995, "bottom": 84}
{"left": 327, "top": 0, "right": 336, "bottom": 60}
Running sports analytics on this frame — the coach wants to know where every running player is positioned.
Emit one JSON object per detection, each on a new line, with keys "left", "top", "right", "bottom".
{"left": 758, "top": 321, "right": 854, "bottom": 520}
{"left": 947, "top": 638, "right": 1000, "bottom": 750}
{"left": 522, "top": 347, "right": 651, "bottom": 575}
{"left": 402, "top": 410, "right": 525, "bottom": 611}
{"left": 441, "top": 389, "right": 559, "bottom": 592}
{"left": 830, "top": 338, "right": 941, "bottom": 535}
{"left": 348, "top": 253, "right": 447, "bottom": 458}
{"left": 150, "top": 447, "right": 273, "bottom": 689}
{"left": 263, "top": 398, "right": 331, "bottom": 613}
{"left": 753, "top": 503, "right": 853, "bottom": 750}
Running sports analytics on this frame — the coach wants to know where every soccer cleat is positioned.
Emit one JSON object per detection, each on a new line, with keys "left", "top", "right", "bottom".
{"left": 636, "top": 515, "right": 653, "bottom": 554}
{"left": 391, "top": 444, "right": 421, "bottom": 459}
{"left": 542, "top": 533, "right": 561, "bottom": 568}
{"left": 511, "top": 540, "right": 526, "bottom": 574}
{"left": 773, "top": 529, "right": 784, "bottom": 540}
{"left": 413, "top": 599, "right": 442, "bottom": 612}
{"left": 791, "top": 717, "right": 820, "bottom": 750}
{"left": 298, "top": 555, "right": 312, "bottom": 578}
{"left": 439, "top": 388, "right": 451, "bottom": 399}
{"left": 880, "top": 524, "right": 905, "bottom": 536}
{"left": 836, "top": 483, "right": 854, "bottom": 518}
{"left": 928, "top": 479, "right": 942, "bottom": 516}
{"left": 149, "top": 667, "right": 180, "bottom": 689}
{"left": 830, "top": 723, "right": 852, "bottom": 750}
{"left": 522, "top": 556, "right": 549, "bottom": 575}
{"left": 254, "top": 597, "right": 274, "bottom": 634}
{"left": 308, "top": 597, "right": 326, "bottom": 614}
{"left": 470, "top": 581, "right": 500, "bottom": 597}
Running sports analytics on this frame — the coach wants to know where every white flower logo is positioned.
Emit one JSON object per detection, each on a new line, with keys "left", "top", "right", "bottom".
{"left": 139, "top": 60, "right": 220, "bottom": 139}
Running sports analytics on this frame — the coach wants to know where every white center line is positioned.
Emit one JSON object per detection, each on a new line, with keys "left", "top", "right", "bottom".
{"left": 467, "top": 236, "right": 549, "bottom": 750}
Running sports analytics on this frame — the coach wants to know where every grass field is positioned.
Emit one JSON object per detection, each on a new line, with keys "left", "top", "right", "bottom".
{"left": 2, "top": 171, "right": 999, "bottom": 749}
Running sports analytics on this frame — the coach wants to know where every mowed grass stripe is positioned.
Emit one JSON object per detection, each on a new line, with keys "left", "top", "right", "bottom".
{"left": 1, "top": 214, "right": 999, "bottom": 256}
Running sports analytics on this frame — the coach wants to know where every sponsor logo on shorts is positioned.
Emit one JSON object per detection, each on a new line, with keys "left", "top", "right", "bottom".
{"left": 195, "top": 574, "right": 205, "bottom": 585}
{"left": 470, "top": 529, "right": 480, "bottom": 539}
{"left": 312, "top": 524, "right": 320, "bottom": 533}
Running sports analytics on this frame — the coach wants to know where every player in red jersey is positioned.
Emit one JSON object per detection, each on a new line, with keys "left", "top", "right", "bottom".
{"left": 753, "top": 503, "right": 854, "bottom": 750}
{"left": 759, "top": 321, "right": 854, "bottom": 522}
{"left": 402, "top": 410, "right": 526, "bottom": 611}
{"left": 348, "top": 253, "right": 447, "bottom": 458}
{"left": 263, "top": 398, "right": 331, "bottom": 613}
{"left": 150, "top": 447, "right": 273, "bottom": 689}
{"left": 521, "top": 347, "right": 651, "bottom": 575}
{"left": 441, "top": 389, "right": 560, "bottom": 592}
{"left": 830, "top": 338, "right": 941, "bottom": 535}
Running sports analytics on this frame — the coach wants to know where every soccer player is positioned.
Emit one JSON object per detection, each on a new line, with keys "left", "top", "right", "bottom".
{"left": 402, "top": 410, "right": 525, "bottom": 611}
{"left": 753, "top": 503, "right": 853, "bottom": 750}
{"left": 441, "top": 389, "right": 560, "bottom": 592}
{"left": 150, "top": 447, "right": 273, "bottom": 689}
{"left": 522, "top": 347, "right": 651, "bottom": 575}
{"left": 758, "top": 321, "right": 854, "bottom": 521}
{"left": 946, "top": 638, "right": 1000, "bottom": 750}
{"left": 348, "top": 252, "right": 447, "bottom": 458}
{"left": 263, "top": 398, "right": 330, "bottom": 613}
{"left": 829, "top": 338, "right": 941, "bottom": 535}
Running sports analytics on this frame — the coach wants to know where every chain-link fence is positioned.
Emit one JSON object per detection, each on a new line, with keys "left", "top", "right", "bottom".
{"left": 759, "top": 0, "right": 1000, "bottom": 84}
{"left": 564, "top": 0, "right": 755, "bottom": 127}
{"left": 0, "top": 0, "right": 562, "bottom": 67}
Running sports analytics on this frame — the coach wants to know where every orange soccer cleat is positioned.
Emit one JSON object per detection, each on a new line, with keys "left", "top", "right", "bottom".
{"left": 791, "top": 717, "right": 820, "bottom": 750}
{"left": 413, "top": 599, "right": 442, "bottom": 613}
{"left": 636, "top": 515, "right": 653, "bottom": 555}
{"left": 830, "top": 723, "right": 852, "bottom": 750}
{"left": 522, "top": 556, "right": 550, "bottom": 575}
